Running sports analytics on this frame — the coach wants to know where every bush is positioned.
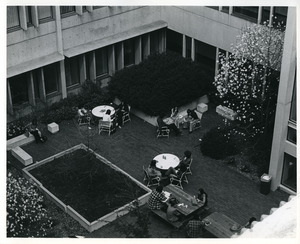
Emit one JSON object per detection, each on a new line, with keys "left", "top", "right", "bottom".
{"left": 6, "top": 171, "right": 53, "bottom": 237}
{"left": 201, "top": 126, "right": 245, "bottom": 159}
{"left": 7, "top": 115, "right": 34, "bottom": 140}
{"left": 109, "top": 52, "right": 214, "bottom": 116}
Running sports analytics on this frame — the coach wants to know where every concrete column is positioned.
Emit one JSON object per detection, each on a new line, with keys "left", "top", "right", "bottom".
{"left": 257, "top": 6, "right": 262, "bottom": 24}
{"left": 39, "top": 68, "right": 47, "bottom": 103}
{"left": 158, "top": 29, "right": 165, "bottom": 53}
{"left": 31, "top": 6, "right": 39, "bottom": 27}
{"left": 215, "top": 47, "right": 219, "bottom": 77}
{"left": 269, "top": 7, "right": 274, "bottom": 27}
{"left": 86, "top": 6, "right": 93, "bottom": 12}
{"left": 80, "top": 55, "right": 86, "bottom": 84}
{"left": 229, "top": 6, "right": 233, "bottom": 15}
{"left": 89, "top": 51, "right": 96, "bottom": 82}
{"left": 7, "top": 79, "right": 14, "bottom": 115}
{"left": 27, "top": 72, "right": 36, "bottom": 106}
{"left": 116, "top": 43, "right": 124, "bottom": 70}
{"left": 143, "top": 34, "right": 150, "bottom": 59}
{"left": 53, "top": 6, "right": 63, "bottom": 55}
{"left": 108, "top": 45, "right": 116, "bottom": 76}
{"left": 269, "top": 7, "right": 296, "bottom": 191}
{"left": 191, "top": 38, "right": 195, "bottom": 61}
{"left": 75, "top": 6, "right": 83, "bottom": 15}
{"left": 19, "top": 6, "right": 27, "bottom": 30}
{"left": 182, "top": 35, "right": 186, "bottom": 58}
{"left": 59, "top": 61, "right": 67, "bottom": 98}
{"left": 135, "top": 36, "right": 142, "bottom": 65}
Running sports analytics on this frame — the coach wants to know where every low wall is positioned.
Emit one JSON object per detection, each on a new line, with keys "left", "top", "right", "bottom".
{"left": 23, "top": 143, "right": 151, "bottom": 233}
{"left": 7, "top": 133, "right": 35, "bottom": 151}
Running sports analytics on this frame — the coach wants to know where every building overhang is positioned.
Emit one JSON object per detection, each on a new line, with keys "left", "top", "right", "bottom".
{"left": 7, "top": 52, "right": 64, "bottom": 78}
{"left": 64, "top": 20, "right": 168, "bottom": 58}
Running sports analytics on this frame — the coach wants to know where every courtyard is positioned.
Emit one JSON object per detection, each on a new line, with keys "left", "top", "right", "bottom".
{"left": 7, "top": 103, "right": 290, "bottom": 238}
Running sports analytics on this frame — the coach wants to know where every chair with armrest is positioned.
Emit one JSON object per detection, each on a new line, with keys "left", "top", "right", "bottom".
{"left": 78, "top": 109, "right": 91, "bottom": 126}
{"left": 190, "top": 110, "right": 203, "bottom": 132}
{"left": 98, "top": 119, "right": 115, "bottom": 136}
{"left": 122, "top": 104, "right": 131, "bottom": 124}
{"left": 185, "top": 158, "right": 193, "bottom": 175}
{"left": 170, "top": 171, "right": 188, "bottom": 189}
{"left": 143, "top": 166, "right": 160, "bottom": 187}
{"left": 156, "top": 117, "right": 170, "bottom": 138}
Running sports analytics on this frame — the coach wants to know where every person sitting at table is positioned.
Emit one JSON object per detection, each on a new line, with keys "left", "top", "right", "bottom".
{"left": 147, "top": 160, "right": 162, "bottom": 179}
{"left": 157, "top": 114, "right": 181, "bottom": 136}
{"left": 187, "top": 109, "right": 201, "bottom": 133}
{"left": 103, "top": 109, "right": 112, "bottom": 122}
{"left": 176, "top": 150, "right": 192, "bottom": 169}
{"left": 166, "top": 198, "right": 181, "bottom": 222}
{"left": 197, "top": 188, "right": 208, "bottom": 207}
{"left": 170, "top": 107, "right": 178, "bottom": 118}
{"left": 186, "top": 216, "right": 206, "bottom": 238}
{"left": 165, "top": 163, "right": 187, "bottom": 181}
{"left": 29, "top": 118, "right": 47, "bottom": 143}
{"left": 147, "top": 185, "right": 167, "bottom": 210}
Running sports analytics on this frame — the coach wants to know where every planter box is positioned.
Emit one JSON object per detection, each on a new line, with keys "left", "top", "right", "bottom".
{"left": 216, "top": 105, "right": 237, "bottom": 121}
{"left": 7, "top": 133, "right": 35, "bottom": 151}
{"left": 47, "top": 122, "right": 59, "bottom": 134}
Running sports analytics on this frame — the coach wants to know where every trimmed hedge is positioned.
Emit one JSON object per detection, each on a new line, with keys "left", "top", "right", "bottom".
{"left": 108, "top": 52, "right": 214, "bottom": 116}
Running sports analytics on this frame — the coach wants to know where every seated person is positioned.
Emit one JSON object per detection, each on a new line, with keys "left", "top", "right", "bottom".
{"left": 116, "top": 102, "right": 130, "bottom": 128}
{"left": 197, "top": 188, "right": 208, "bottom": 207}
{"left": 166, "top": 198, "right": 181, "bottom": 222}
{"left": 147, "top": 185, "right": 167, "bottom": 210}
{"left": 170, "top": 107, "right": 178, "bottom": 118}
{"left": 147, "top": 160, "right": 162, "bottom": 179}
{"left": 165, "top": 163, "right": 187, "bottom": 180}
{"left": 157, "top": 114, "right": 181, "bottom": 136}
{"left": 244, "top": 217, "right": 257, "bottom": 229}
{"left": 186, "top": 216, "right": 206, "bottom": 238}
{"left": 102, "top": 109, "right": 112, "bottom": 122}
{"left": 187, "top": 109, "right": 200, "bottom": 133}
{"left": 78, "top": 104, "right": 88, "bottom": 116}
{"left": 176, "top": 150, "right": 192, "bottom": 169}
{"left": 29, "top": 118, "right": 46, "bottom": 143}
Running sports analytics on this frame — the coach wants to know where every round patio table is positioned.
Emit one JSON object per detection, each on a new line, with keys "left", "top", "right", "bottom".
{"left": 92, "top": 105, "right": 115, "bottom": 119}
{"left": 154, "top": 153, "right": 180, "bottom": 170}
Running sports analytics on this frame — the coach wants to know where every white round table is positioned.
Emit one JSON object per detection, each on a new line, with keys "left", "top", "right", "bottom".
{"left": 154, "top": 153, "right": 180, "bottom": 170}
{"left": 92, "top": 105, "right": 115, "bottom": 119}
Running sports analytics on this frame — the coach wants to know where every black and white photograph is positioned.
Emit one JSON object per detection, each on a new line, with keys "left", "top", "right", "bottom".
{"left": 3, "top": 1, "right": 298, "bottom": 243}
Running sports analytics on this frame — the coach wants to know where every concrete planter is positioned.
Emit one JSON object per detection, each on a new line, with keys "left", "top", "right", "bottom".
{"left": 7, "top": 133, "right": 35, "bottom": 151}
{"left": 23, "top": 143, "right": 151, "bottom": 233}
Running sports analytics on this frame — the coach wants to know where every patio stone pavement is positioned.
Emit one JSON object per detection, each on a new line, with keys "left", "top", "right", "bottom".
{"left": 8, "top": 104, "right": 290, "bottom": 238}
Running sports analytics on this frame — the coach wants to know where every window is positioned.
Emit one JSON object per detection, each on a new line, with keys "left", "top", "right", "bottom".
{"left": 195, "top": 40, "right": 216, "bottom": 76}
{"left": 232, "top": 7, "right": 259, "bottom": 22}
{"left": 273, "top": 7, "right": 288, "bottom": 29}
{"left": 60, "top": 6, "right": 76, "bottom": 17}
{"left": 166, "top": 29, "right": 182, "bottom": 55}
{"left": 9, "top": 73, "right": 29, "bottom": 105}
{"left": 43, "top": 63, "right": 59, "bottom": 94}
{"left": 290, "top": 79, "right": 296, "bottom": 122}
{"left": 287, "top": 126, "right": 296, "bottom": 144}
{"left": 124, "top": 39, "right": 135, "bottom": 67}
{"left": 207, "top": 6, "right": 219, "bottom": 10}
{"left": 185, "top": 36, "right": 192, "bottom": 59}
{"left": 221, "top": 6, "right": 229, "bottom": 13}
{"left": 32, "top": 69, "right": 40, "bottom": 99}
{"left": 25, "top": 6, "right": 33, "bottom": 26}
{"left": 65, "top": 56, "right": 81, "bottom": 87}
{"left": 95, "top": 48, "right": 109, "bottom": 76}
{"left": 150, "top": 30, "right": 160, "bottom": 55}
{"left": 261, "top": 7, "right": 271, "bottom": 24}
{"left": 141, "top": 34, "right": 149, "bottom": 61}
{"left": 93, "top": 6, "right": 104, "bottom": 10}
{"left": 38, "top": 6, "right": 53, "bottom": 23}
{"left": 281, "top": 154, "right": 296, "bottom": 192}
{"left": 7, "top": 6, "right": 20, "bottom": 31}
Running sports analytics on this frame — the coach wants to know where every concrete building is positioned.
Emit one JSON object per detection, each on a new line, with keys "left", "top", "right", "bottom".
{"left": 6, "top": 6, "right": 296, "bottom": 193}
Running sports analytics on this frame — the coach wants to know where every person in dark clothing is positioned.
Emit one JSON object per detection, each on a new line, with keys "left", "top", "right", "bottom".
{"left": 165, "top": 163, "right": 187, "bottom": 180}
{"left": 187, "top": 109, "right": 199, "bottom": 120}
{"left": 197, "top": 188, "right": 208, "bottom": 207}
{"left": 29, "top": 118, "right": 46, "bottom": 143}
{"left": 157, "top": 115, "right": 181, "bottom": 136}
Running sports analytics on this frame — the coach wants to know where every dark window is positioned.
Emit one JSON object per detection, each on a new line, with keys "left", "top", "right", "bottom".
{"left": 93, "top": 6, "right": 103, "bottom": 10}
{"left": 218, "top": 48, "right": 227, "bottom": 69}
{"left": 65, "top": 56, "right": 81, "bottom": 87}
{"left": 166, "top": 29, "right": 182, "bottom": 55}
{"left": 38, "top": 6, "right": 53, "bottom": 23}
{"left": 232, "top": 7, "right": 259, "bottom": 23}
{"left": 150, "top": 30, "right": 160, "bottom": 55}
{"left": 124, "top": 39, "right": 135, "bottom": 67}
{"left": 7, "top": 6, "right": 20, "bottom": 31}
{"left": 261, "top": 7, "right": 271, "bottom": 24}
{"left": 207, "top": 6, "right": 219, "bottom": 10}
{"left": 195, "top": 40, "right": 216, "bottom": 76}
{"left": 141, "top": 34, "right": 149, "bottom": 61}
{"left": 221, "top": 6, "right": 229, "bottom": 13}
{"left": 273, "top": 7, "right": 288, "bottom": 29}
{"left": 60, "top": 6, "right": 76, "bottom": 17}
{"left": 32, "top": 69, "right": 40, "bottom": 99}
{"left": 290, "top": 79, "right": 296, "bottom": 122}
{"left": 287, "top": 126, "right": 296, "bottom": 144}
{"left": 115, "top": 42, "right": 123, "bottom": 71}
{"left": 95, "top": 48, "right": 109, "bottom": 76}
{"left": 281, "top": 154, "right": 296, "bottom": 192}
{"left": 25, "top": 6, "right": 33, "bottom": 26}
{"left": 9, "top": 73, "right": 29, "bottom": 105}
{"left": 43, "top": 63, "right": 59, "bottom": 94}
{"left": 185, "top": 36, "right": 192, "bottom": 59}
{"left": 85, "top": 52, "right": 91, "bottom": 81}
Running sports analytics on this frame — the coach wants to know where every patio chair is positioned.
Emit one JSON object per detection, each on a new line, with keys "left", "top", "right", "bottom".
{"left": 189, "top": 111, "right": 203, "bottom": 132}
{"left": 98, "top": 119, "right": 115, "bottom": 136}
{"left": 143, "top": 166, "right": 160, "bottom": 187}
{"left": 170, "top": 171, "right": 188, "bottom": 189}
{"left": 78, "top": 110, "right": 91, "bottom": 126}
{"left": 185, "top": 158, "right": 193, "bottom": 175}
{"left": 122, "top": 105, "right": 131, "bottom": 124}
{"left": 156, "top": 117, "right": 170, "bottom": 138}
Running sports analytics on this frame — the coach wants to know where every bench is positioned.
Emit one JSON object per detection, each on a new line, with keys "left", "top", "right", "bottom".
{"left": 7, "top": 133, "right": 35, "bottom": 151}
{"left": 11, "top": 146, "right": 33, "bottom": 166}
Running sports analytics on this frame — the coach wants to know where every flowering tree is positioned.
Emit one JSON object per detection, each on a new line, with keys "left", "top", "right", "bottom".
{"left": 7, "top": 172, "right": 53, "bottom": 237}
{"left": 214, "top": 22, "right": 285, "bottom": 138}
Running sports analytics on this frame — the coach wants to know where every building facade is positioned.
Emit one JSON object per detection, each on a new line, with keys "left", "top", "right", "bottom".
{"left": 6, "top": 6, "right": 296, "bottom": 193}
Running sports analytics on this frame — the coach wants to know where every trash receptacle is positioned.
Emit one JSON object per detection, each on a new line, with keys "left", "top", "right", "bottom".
{"left": 260, "top": 174, "right": 272, "bottom": 195}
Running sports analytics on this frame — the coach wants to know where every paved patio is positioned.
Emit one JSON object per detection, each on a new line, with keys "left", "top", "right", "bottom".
{"left": 8, "top": 104, "right": 290, "bottom": 238}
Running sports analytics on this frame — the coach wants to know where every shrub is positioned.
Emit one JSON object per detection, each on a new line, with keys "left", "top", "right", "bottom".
{"left": 201, "top": 126, "right": 245, "bottom": 159}
{"left": 7, "top": 115, "right": 34, "bottom": 140}
{"left": 6, "top": 171, "right": 53, "bottom": 237}
{"left": 109, "top": 52, "right": 214, "bottom": 116}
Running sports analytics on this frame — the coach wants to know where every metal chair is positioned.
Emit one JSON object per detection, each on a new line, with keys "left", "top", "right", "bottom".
{"left": 143, "top": 166, "right": 160, "bottom": 187}
{"left": 78, "top": 110, "right": 91, "bottom": 126}
{"left": 189, "top": 111, "right": 203, "bottom": 132}
{"left": 186, "top": 158, "right": 193, "bottom": 175}
{"left": 157, "top": 126, "right": 170, "bottom": 138}
{"left": 98, "top": 119, "right": 115, "bottom": 136}
{"left": 122, "top": 104, "right": 131, "bottom": 124}
{"left": 170, "top": 171, "right": 188, "bottom": 189}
